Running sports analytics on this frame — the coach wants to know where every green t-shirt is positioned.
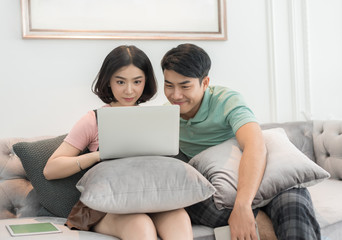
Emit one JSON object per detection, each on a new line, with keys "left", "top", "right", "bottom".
{"left": 180, "top": 86, "right": 257, "bottom": 158}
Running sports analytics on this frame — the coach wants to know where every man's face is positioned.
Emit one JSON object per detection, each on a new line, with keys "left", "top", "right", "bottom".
{"left": 163, "top": 69, "right": 209, "bottom": 120}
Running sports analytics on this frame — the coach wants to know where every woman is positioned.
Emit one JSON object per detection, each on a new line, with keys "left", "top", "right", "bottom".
{"left": 43, "top": 45, "right": 193, "bottom": 240}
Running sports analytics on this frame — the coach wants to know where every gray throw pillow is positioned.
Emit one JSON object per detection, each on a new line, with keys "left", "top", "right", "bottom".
{"left": 12, "top": 135, "right": 89, "bottom": 218}
{"left": 188, "top": 128, "right": 330, "bottom": 210}
{"left": 76, "top": 156, "right": 215, "bottom": 214}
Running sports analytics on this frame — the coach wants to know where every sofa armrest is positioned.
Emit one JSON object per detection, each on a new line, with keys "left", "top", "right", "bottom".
{"left": 0, "top": 139, "right": 27, "bottom": 180}
{"left": 0, "top": 179, "right": 41, "bottom": 219}
{"left": 0, "top": 136, "right": 51, "bottom": 219}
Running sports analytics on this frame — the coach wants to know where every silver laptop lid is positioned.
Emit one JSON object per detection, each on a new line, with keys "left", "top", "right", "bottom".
{"left": 97, "top": 105, "right": 180, "bottom": 160}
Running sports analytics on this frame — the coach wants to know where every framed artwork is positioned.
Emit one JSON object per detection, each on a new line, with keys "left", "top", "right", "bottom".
{"left": 21, "top": 0, "right": 227, "bottom": 40}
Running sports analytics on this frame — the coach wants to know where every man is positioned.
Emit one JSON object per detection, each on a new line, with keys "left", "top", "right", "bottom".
{"left": 161, "top": 43, "right": 321, "bottom": 240}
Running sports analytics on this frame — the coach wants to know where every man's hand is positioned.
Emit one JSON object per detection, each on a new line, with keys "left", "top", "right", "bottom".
{"left": 228, "top": 203, "right": 258, "bottom": 240}
{"left": 228, "top": 122, "right": 265, "bottom": 239}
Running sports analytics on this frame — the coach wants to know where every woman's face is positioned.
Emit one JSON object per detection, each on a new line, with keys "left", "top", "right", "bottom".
{"left": 109, "top": 64, "right": 146, "bottom": 106}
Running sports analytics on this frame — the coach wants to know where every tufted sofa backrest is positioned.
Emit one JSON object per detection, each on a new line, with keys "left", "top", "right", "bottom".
{"left": 313, "top": 120, "right": 342, "bottom": 179}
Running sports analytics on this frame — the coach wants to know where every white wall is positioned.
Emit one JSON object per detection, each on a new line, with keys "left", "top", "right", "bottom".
{"left": 308, "top": 0, "right": 342, "bottom": 120}
{"left": 1, "top": 0, "right": 341, "bottom": 138}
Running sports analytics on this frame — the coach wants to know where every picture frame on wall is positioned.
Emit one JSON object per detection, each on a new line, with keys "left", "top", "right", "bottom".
{"left": 21, "top": 0, "right": 227, "bottom": 40}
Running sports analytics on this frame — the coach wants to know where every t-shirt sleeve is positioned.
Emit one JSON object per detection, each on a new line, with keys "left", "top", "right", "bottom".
{"left": 64, "top": 110, "right": 98, "bottom": 152}
{"left": 223, "top": 92, "right": 258, "bottom": 134}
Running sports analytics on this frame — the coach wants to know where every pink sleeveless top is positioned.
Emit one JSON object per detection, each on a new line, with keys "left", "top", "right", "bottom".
{"left": 64, "top": 104, "right": 110, "bottom": 152}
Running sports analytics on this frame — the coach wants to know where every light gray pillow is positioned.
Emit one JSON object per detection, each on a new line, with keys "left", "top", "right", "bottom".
{"left": 76, "top": 156, "right": 215, "bottom": 214}
{"left": 188, "top": 128, "right": 330, "bottom": 210}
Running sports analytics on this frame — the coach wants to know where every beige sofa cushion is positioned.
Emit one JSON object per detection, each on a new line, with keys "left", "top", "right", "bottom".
{"left": 308, "top": 179, "right": 342, "bottom": 228}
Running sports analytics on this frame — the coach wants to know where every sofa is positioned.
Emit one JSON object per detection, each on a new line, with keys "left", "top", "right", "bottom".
{"left": 0, "top": 120, "right": 341, "bottom": 240}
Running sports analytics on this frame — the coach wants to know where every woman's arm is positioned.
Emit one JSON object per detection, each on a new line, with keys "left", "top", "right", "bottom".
{"left": 43, "top": 141, "right": 100, "bottom": 180}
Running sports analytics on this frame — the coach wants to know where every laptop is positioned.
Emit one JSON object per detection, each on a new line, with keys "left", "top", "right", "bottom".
{"left": 97, "top": 105, "right": 180, "bottom": 160}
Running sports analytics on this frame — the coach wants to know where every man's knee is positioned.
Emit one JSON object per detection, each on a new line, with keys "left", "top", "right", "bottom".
{"left": 275, "top": 188, "right": 314, "bottom": 213}
{"left": 264, "top": 188, "right": 321, "bottom": 240}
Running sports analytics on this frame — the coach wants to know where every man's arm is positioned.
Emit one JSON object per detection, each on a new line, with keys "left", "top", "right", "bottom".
{"left": 228, "top": 122, "right": 267, "bottom": 240}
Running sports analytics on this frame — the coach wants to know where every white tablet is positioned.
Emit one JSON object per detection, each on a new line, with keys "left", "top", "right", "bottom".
{"left": 6, "top": 222, "right": 62, "bottom": 237}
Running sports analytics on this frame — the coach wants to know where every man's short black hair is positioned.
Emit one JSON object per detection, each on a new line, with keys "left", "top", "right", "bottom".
{"left": 161, "top": 43, "right": 211, "bottom": 84}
